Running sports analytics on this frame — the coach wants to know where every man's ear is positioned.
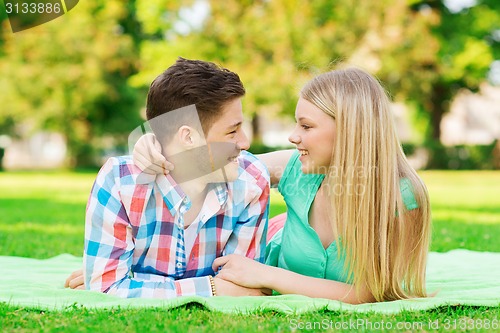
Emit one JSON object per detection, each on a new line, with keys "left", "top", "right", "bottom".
{"left": 177, "top": 126, "right": 204, "bottom": 148}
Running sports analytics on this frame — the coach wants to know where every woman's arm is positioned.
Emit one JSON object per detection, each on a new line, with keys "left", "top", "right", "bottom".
{"left": 133, "top": 132, "right": 294, "bottom": 187}
{"left": 132, "top": 133, "right": 294, "bottom": 185}
{"left": 260, "top": 265, "right": 375, "bottom": 304}
{"left": 213, "top": 254, "right": 375, "bottom": 304}
{"left": 133, "top": 133, "right": 172, "bottom": 175}
{"left": 256, "top": 150, "right": 294, "bottom": 187}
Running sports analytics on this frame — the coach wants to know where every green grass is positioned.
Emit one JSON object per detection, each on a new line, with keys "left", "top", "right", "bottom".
{"left": 1, "top": 170, "right": 499, "bottom": 332}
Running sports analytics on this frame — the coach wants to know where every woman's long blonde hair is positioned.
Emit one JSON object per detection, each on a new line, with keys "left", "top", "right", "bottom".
{"left": 301, "top": 67, "right": 431, "bottom": 301}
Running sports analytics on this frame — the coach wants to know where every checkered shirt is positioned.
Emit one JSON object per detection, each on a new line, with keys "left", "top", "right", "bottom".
{"left": 84, "top": 151, "right": 270, "bottom": 298}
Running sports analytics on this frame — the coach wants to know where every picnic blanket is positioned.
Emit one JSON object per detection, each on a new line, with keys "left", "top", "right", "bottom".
{"left": 1, "top": 249, "right": 499, "bottom": 314}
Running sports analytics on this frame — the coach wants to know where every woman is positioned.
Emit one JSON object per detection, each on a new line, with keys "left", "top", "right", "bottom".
{"left": 112, "top": 67, "right": 432, "bottom": 304}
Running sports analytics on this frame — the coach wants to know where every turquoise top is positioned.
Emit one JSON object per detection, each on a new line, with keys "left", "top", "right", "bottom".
{"left": 265, "top": 151, "right": 419, "bottom": 283}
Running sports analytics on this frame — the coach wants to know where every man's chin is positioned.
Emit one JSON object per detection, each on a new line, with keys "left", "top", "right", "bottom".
{"left": 206, "top": 162, "right": 239, "bottom": 183}
{"left": 222, "top": 161, "right": 240, "bottom": 181}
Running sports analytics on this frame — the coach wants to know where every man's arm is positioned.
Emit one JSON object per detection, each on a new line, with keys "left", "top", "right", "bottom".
{"left": 84, "top": 158, "right": 213, "bottom": 298}
{"left": 132, "top": 133, "right": 293, "bottom": 188}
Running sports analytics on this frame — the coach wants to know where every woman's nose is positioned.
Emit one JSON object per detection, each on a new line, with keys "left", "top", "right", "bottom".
{"left": 288, "top": 130, "right": 300, "bottom": 145}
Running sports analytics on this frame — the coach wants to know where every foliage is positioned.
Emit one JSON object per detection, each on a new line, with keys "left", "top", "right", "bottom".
{"left": 130, "top": 0, "right": 499, "bottom": 147}
{"left": 0, "top": 1, "right": 143, "bottom": 166}
{"left": 425, "top": 141, "right": 497, "bottom": 170}
{"left": 0, "top": 0, "right": 499, "bottom": 166}
{"left": 411, "top": 0, "right": 500, "bottom": 142}
{"left": 130, "top": 0, "right": 440, "bottom": 134}
{"left": 248, "top": 142, "right": 292, "bottom": 155}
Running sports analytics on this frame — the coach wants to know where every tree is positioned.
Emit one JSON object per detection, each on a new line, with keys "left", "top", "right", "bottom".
{"left": 130, "top": 0, "right": 439, "bottom": 145}
{"left": 0, "top": 0, "right": 143, "bottom": 166}
{"left": 411, "top": 0, "right": 500, "bottom": 141}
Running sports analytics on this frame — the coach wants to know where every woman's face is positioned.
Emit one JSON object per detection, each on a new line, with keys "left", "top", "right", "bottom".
{"left": 288, "top": 97, "right": 336, "bottom": 174}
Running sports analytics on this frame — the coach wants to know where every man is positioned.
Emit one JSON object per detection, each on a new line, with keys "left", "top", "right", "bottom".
{"left": 66, "top": 58, "right": 270, "bottom": 298}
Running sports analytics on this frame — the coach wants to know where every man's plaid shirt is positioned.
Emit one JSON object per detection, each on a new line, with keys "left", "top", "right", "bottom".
{"left": 84, "top": 151, "right": 270, "bottom": 298}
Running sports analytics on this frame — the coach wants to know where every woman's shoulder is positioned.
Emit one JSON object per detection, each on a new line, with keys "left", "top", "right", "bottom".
{"left": 399, "top": 177, "right": 419, "bottom": 211}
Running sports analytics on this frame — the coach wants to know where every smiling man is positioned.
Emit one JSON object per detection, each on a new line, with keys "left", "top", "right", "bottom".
{"left": 75, "top": 58, "right": 270, "bottom": 298}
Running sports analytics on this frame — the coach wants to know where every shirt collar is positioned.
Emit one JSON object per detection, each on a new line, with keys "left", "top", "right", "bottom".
{"left": 211, "top": 182, "right": 229, "bottom": 207}
{"left": 152, "top": 174, "right": 229, "bottom": 217}
{"left": 154, "top": 174, "right": 189, "bottom": 216}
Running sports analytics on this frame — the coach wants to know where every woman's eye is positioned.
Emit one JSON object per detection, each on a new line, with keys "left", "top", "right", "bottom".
{"left": 301, "top": 125, "right": 311, "bottom": 130}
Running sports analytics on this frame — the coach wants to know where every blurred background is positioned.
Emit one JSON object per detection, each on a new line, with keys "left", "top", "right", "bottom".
{"left": 0, "top": 0, "right": 499, "bottom": 171}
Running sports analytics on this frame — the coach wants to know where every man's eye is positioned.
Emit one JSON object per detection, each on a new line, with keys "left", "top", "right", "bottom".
{"left": 228, "top": 130, "right": 237, "bottom": 135}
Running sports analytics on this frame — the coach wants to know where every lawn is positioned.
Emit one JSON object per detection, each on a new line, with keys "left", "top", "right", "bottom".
{"left": 0, "top": 170, "right": 499, "bottom": 332}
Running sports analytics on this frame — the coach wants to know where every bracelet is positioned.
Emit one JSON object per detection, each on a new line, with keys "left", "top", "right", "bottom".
{"left": 208, "top": 275, "right": 217, "bottom": 296}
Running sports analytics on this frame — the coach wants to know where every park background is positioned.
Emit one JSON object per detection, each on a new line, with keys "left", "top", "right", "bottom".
{"left": 0, "top": 0, "right": 499, "bottom": 332}
{"left": 0, "top": 0, "right": 499, "bottom": 169}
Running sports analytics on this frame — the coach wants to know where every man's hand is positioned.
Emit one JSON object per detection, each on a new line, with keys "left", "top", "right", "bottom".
{"left": 64, "top": 268, "right": 85, "bottom": 290}
{"left": 133, "top": 133, "right": 173, "bottom": 175}
{"left": 213, "top": 277, "right": 271, "bottom": 296}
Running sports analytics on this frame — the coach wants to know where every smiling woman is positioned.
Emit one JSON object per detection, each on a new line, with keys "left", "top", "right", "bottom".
{"left": 208, "top": 68, "right": 431, "bottom": 303}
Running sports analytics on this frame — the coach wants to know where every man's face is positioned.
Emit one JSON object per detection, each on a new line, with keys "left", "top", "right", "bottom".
{"left": 204, "top": 98, "right": 250, "bottom": 182}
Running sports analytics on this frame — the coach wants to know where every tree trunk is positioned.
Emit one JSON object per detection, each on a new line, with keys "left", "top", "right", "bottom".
{"left": 428, "top": 82, "right": 451, "bottom": 141}
{"left": 424, "top": 81, "right": 454, "bottom": 169}
{"left": 251, "top": 113, "right": 262, "bottom": 144}
{"left": 493, "top": 140, "right": 500, "bottom": 170}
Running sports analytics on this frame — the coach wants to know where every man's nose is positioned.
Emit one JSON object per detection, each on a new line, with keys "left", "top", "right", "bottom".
{"left": 236, "top": 131, "right": 250, "bottom": 150}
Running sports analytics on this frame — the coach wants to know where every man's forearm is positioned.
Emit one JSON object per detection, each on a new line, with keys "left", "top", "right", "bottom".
{"left": 89, "top": 273, "right": 213, "bottom": 299}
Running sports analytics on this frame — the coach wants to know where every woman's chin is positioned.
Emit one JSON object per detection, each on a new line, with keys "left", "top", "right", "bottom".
{"left": 300, "top": 161, "right": 313, "bottom": 174}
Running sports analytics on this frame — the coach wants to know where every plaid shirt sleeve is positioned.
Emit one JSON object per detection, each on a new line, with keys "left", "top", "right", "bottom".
{"left": 222, "top": 152, "right": 270, "bottom": 263}
{"left": 83, "top": 158, "right": 212, "bottom": 299}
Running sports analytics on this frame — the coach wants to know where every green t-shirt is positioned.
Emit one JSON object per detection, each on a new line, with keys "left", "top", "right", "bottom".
{"left": 265, "top": 151, "right": 418, "bottom": 283}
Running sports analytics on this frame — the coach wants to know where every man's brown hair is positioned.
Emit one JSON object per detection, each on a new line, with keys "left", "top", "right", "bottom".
{"left": 146, "top": 58, "right": 245, "bottom": 140}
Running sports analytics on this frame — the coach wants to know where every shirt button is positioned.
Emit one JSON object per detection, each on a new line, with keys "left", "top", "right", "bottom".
{"left": 176, "top": 262, "right": 183, "bottom": 268}
{"left": 182, "top": 197, "right": 188, "bottom": 204}
{"left": 320, "top": 262, "right": 325, "bottom": 268}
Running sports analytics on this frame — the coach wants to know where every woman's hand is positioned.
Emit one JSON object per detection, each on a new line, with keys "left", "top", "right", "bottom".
{"left": 133, "top": 133, "right": 173, "bottom": 175}
{"left": 212, "top": 254, "right": 273, "bottom": 289}
{"left": 64, "top": 268, "right": 85, "bottom": 290}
